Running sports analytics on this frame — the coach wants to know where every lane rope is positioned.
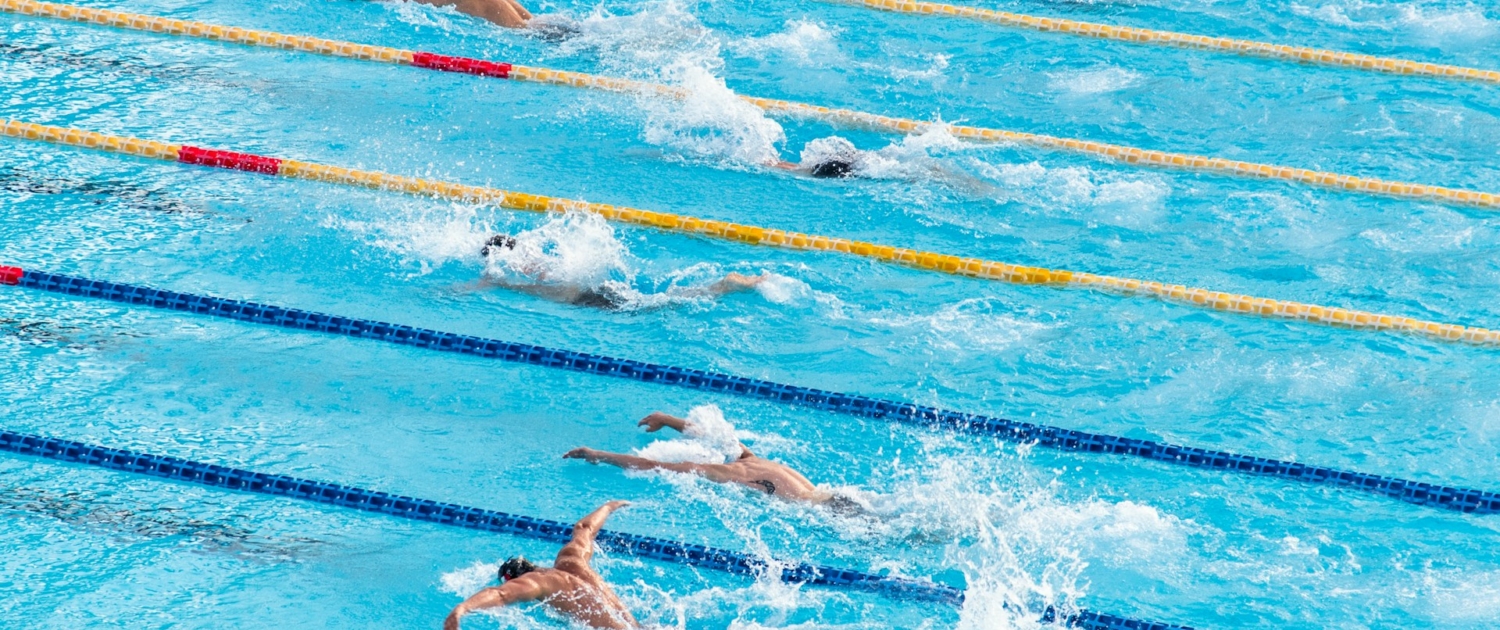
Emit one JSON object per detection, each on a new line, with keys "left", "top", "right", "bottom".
{"left": 1, "top": 0, "right": 1496, "bottom": 210}
{"left": 839, "top": 0, "right": 1500, "bottom": 85}
{"left": 4, "top": 265, "right": 1497, "bottom": 516}
{"left": 3, "top": 119, "right": 1498, "bottom": 348}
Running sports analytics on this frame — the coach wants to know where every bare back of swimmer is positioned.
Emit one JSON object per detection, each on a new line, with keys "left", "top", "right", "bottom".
{"left": 565, "top": 413, "right": 864, "bottom": 515}
{"left": 444, "top": 501, "right": 637, "bottom": 629}
{"left": 409, "top": 0, "right": 533, "bottom": 28}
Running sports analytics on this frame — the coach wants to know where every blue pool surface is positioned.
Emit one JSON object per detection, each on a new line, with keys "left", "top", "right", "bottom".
{"left": 2, "top": 0, "right": 1500, "bottom": 627}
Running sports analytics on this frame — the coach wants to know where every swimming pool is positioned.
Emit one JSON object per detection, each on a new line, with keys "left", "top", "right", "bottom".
{"left": 3, "top": 0, "right": 1500, "bottom": 626}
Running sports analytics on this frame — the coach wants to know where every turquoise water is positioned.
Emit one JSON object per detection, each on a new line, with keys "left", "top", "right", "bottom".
{"left": 3, "top": 0, "right": 1500, "bottom": 627}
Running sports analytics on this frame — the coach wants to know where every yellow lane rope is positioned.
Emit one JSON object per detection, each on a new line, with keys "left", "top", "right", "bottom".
{"left": 2, "top": 0, "right": 1497, "bottom": 210}
{"left": 842, "top": 0, "right": 1500, "bottom": 85}
{"left": 4, "top": 118, "right": 1496, "bottom": 346}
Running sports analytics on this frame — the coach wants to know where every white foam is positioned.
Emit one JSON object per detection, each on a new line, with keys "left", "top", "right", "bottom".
{"left": 866, "top": 299, "right": 1051, "bottom": 352}
{"left": 527, "top": 1, "right": 790, "bottom": 167}
{"left": 552, "top": 1, "right": 720, "bottom": 73}
{"left": 752, "top": 273, "right": 818, "bottom": 306}
{"left": 1399, "top": 5, "right": 1497, "bottom": 45}
{"left": 1290, "top": 1, "right": 1498, "bottom": 46}
{"left": 1358, "top": 225, "right": 1476, "bottom": 254}
{"left": 326, "top": 198, "right": 496, "bottom": 276}
{"left": 1420, "top": 568, "right": 1500, "bottom": 622}
{"left": 1048, "top": 66, "right": 1143, "bottom": 95}
{"left": 729, "top": 19, "right": 843, "bottom": 65}
{"left": 975, "top": 160, "right": 1171, "bottom": 219}
{"left": 641, "top": 62, "right": 787, "bottom": 166}
{"left": 483, "top": 210, "right": 632, "bottom": 288}
{"left": 440, "top": 559, "right": 501, "bottom": 597}
{"left": 854, "top": 50, "right": 952, "bottom": 84}
{"left": 635, "top": 404, "right": 747, "bottom": 464}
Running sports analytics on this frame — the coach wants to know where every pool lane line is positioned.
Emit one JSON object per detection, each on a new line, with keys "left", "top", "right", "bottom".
{"left": 1, "top": 0, "right": 1497, "bottom": 211}
{"left": 0, "top": 431, "right": 972, "bottom": 604}
{"left": 835, "top": 0, "right": 1500, "bottom": 85}
{"left": 6, "top": 119, "right": 1500, "bottom": 349}
{"left": 4, "top": 265, "right": 1498, "bottom": 517}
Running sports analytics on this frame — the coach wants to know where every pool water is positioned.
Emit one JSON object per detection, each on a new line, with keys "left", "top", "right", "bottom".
{"left": 3, "top": 0, "right": 1500, "bottom": 627}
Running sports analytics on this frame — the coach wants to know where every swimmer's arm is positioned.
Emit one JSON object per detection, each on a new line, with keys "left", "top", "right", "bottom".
{"left": 443, "top": 579, "right": 547, "bottom": 630}
{"left": 409, "top": 0, "right": 531, "bottom": 28}
{"left": 563, "top": 448, "right": 730, "bottom": 481}
{"left": 638, "top": 412, "right": 755, "bottom": 458}
{"left": 638, "top": 412, "right": 690, "bottom": 433}
{"left": 557, "top": 500, "right": 630, "bottom": 568}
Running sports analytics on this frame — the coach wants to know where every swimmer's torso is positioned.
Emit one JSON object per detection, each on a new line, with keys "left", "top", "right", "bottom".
{"left": 717, "top": 457, "right": 826, "bottom": 501}
{"left": 523, "top": 568, "right": 636, "bottom": 629}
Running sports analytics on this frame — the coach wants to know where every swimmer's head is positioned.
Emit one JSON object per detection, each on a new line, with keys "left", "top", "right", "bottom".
{"left": 809, "top": 159, "right": 855, "bottom": 179}
{"left": 499, "top": 556, "right": 539, "bottom": 582}
{"left": 481, "top": 234, "right": 517, "bottom": 257}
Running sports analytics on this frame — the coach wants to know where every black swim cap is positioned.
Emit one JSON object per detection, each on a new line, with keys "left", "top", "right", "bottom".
{"left": 481, "top": 234, "right": 517, "bottom": 256}
{"left": 810, "top": 159, "right": 854, "bottom": 179}
{"left": 499, "top": 556, "right": 539, "bottom": 581}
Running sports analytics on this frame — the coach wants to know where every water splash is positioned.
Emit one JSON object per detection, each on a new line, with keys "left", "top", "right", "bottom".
{"left": 636, "top": 404, "right": 748, "bottom": 464}
{"left": 530, "top": 1, "right": 788, "bottom": 167}
{"left": 729, "top": 20, "right": 843, "bottom": 65}
{"left": 483, "top": 211, "right": 634, "bottom": 288}
{"left": 1290, "top": 1, "right": 1498, "bottom": 47}
{"left": 642, "top": 63, "right": 787, "bottom": 166}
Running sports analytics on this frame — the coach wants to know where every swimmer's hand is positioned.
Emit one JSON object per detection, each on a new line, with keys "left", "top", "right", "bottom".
{"left": 638, "top": 412, "right": 688, "bottom": 433}
{"left": 563, "top": 447, "right": 604, "bottom": 463}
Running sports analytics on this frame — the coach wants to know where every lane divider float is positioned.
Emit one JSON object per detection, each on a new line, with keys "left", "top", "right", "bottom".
{"left": 4, "top": 119, "right": 1498, "bottom": 347}
{"left": 840, "top": 0, "right": 1500, "bottom": 85}
{"left": 1, "top": 0, "right": 1496, "bottom": 210}
{"left": 4, "top": 265, "right": 1497, "bottom": 515}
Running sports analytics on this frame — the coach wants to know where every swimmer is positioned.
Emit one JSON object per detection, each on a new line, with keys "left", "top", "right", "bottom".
{"left": 770, "top": 136, "right": 862, "bottom": 179}
{"left": 771, "top": 136, "right": 1000, "bottom": 197}
{"left": 444, "top": 500, "right": 637, "bottom": 630}
{"left": 564, "top": 412, "right": 867, "bottom": 516}
{"left": 410, "top": 0, "right": 532, "bottom": 28}
{"left": 478, "top": 234, "right": 769, "bottom": 310}
{"left": 770, "top": 158, "right": 856, "bottom": 179}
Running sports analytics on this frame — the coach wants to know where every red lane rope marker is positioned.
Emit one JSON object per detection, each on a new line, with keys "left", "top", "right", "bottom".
{"left": 409, "top": 51, "right": 513, "bottom": 78}
{"left": 0, "top": 265, "right": 22, "bottom": 285}
{"left": 177, "top": 146, "right": 282, "bottom": 174}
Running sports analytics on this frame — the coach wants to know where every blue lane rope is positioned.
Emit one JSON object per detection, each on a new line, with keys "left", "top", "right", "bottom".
{"left": 0, "top": 429, "right": 1189, "bottom": 630}
{"left": 8, "top": 267, "right": 1499, "bottom": 515}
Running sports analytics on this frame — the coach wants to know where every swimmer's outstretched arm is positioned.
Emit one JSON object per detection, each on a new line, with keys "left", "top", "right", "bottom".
{"left": 563, "top": 447, "right": 704, "bottom": 474}
{"left": 443, "top": 576, "right": 548, "bottom": 630}
{"left": 561, "top": 444, "right": 747, "bottom": 486}
{"left": 409, "top": 0, "right": 531, "bottom": 28}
